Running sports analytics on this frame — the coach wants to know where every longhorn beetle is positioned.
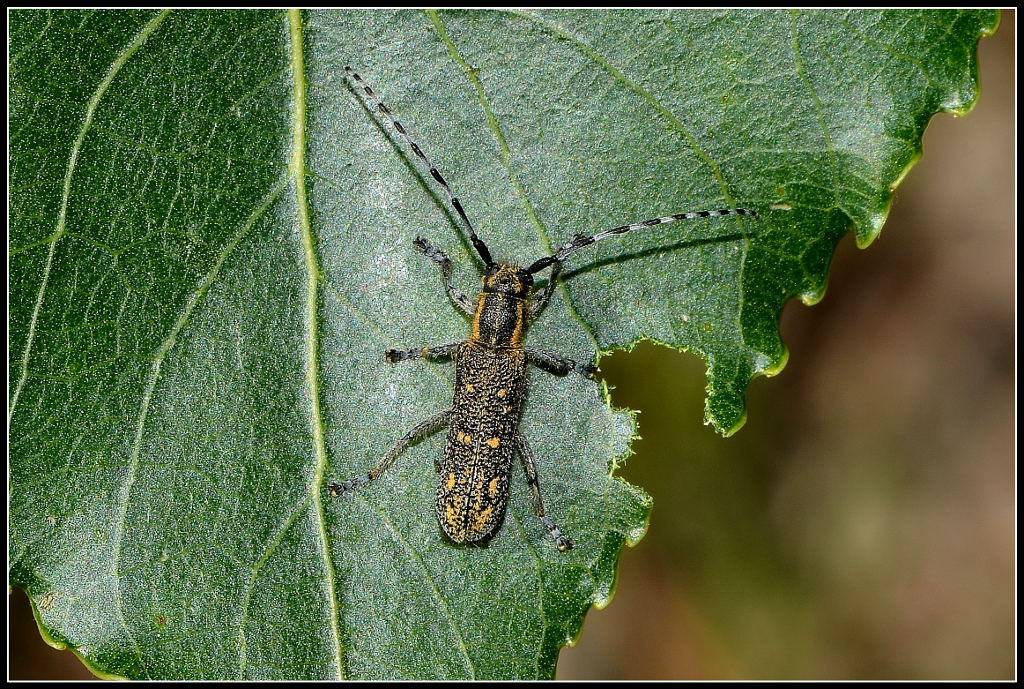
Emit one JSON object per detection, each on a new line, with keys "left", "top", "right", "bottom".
{"left": 329, "top": 66, "right": 758, "bottom": 551}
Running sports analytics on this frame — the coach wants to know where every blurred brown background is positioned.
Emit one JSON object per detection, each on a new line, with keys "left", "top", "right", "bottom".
{"left": 9, "top": 12, "right": 1014, "bottom": 681}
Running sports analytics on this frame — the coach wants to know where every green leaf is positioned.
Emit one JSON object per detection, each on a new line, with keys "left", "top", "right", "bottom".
{"left": 8, "top": 8, "right": 997, "bottom": 680}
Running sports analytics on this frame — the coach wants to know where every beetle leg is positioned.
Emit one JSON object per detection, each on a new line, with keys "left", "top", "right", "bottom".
{"left": 385, "top": 341, "right": 462, "bottom": 364}
{"left": 329, "top": 409, "right": 452, "bottom": 498}
{"left": 525, "top": 348, "right": 596, "bottom": 380}
{"left": 515, "top": 431, "right": 573, "bottom": 551}
{"left": 528, "top": 261, "right": 563, "bottom": 320}
{"left": 413, "top": 236, "right": 475, "bottom": 317}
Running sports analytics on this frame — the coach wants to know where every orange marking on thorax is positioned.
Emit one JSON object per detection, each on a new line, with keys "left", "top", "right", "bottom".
{"left": 510, "top": 299, "right": 526, "bottom": 347}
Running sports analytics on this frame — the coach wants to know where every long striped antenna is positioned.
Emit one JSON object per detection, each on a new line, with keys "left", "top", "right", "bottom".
{"left": 527, "top": 207, "right": 758, "bottom": 274}
{"left": 345, "top": 66, "right": 495, "bottom": 267}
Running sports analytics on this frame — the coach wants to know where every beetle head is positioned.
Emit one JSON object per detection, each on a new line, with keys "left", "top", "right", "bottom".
{"left": 482, "top": 263, "right": 533, "bottom": 298}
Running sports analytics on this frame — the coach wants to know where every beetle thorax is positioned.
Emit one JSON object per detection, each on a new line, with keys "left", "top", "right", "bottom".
{"left": 472, "top": 263, "right": 532, "bottom": 348}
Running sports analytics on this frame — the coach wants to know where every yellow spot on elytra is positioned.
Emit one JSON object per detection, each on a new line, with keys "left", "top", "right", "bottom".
{"left": 465, "top": 383, "right": 475, "bottom": 392}
{"left": 497, "top": 389, "right": 507, "bottom": 398}
{"left": 446, "top": 472, "right": 456, "bottom": 491}
{"left": 461, "top": 433, "right": 473, "bottom": 444}
{"left": 486, "top": 437, "right": 500, "bottom": 448}
{"left": 488, "top": 477, "right": 500, "bottom": 497}
{"left": 472, "top": 507, "right": 494, "bottom": 533}
{"left": 502, "top": 406, "right": 512, "bottom": 414}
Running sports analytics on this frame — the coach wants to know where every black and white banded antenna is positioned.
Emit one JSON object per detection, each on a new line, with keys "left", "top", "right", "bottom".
{"left": 345, "top": 66, "right": 495, "bottom": 267}
{"left": 527, "top": 207, "right": 759, "bottom": 275}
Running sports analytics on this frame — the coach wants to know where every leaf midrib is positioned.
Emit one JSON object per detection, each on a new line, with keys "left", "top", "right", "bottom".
{"left": 286, "top": 8, "right": 346, "bottom": 681}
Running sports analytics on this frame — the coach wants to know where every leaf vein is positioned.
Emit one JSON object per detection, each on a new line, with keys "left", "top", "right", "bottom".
{"left": 287, "top": 8, "right": 347, "bottom": 680}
